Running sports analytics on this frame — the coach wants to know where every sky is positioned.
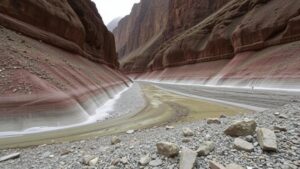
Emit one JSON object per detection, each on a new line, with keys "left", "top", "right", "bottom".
{"left": 92, "top": 0, "right": 140, "bottom": 25}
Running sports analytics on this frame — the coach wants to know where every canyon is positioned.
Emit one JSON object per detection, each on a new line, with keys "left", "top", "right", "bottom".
{"left": 0, "top": 0, "right": 130, "bottom": 131}
{"left": 114, "top": 0, "right": 300, "bottom": 89}
{"left": 0, "top": 0, "right": 300, "bottom": 168}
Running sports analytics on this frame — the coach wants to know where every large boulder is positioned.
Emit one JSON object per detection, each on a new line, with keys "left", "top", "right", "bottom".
{"left": 256, "top": 128, "right": 277, "bottom": 151}
{"left": 179, "top": 147, "right": 197, "bottom": 169}
{"left": 156, "top": 142, "right": 180, "bottom": 157}
{"left": 197, "top": 141, "right": 215, "bottom": 156}
{"left": 224, "top": 119, "right": 257, "bottom": 137}
{"left": 233, "top": 138, "right": 254, "bottom": 152}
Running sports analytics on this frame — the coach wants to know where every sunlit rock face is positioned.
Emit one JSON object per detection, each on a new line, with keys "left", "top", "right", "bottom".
{"left": 0, "top": 0, "right": 130, "bottom": 132}
{"left": 119, "top": 0, "right": 300, "bottom": 89}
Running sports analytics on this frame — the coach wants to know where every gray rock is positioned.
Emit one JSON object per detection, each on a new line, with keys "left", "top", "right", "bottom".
{"left": 149, "top": 159, "right": 162, "bottom": 166}
{"left": 257, "top": 128, "right": 277, "bottom": 151}
{"left": 0, "top": 153, "right": 20, "bottom": 162}
{"left": 274, "top": 125, "right": 287, "bottom": 132}
{"left": 182, "top": 138, "right": 191, "bottom": 143}
{"left": 224, "top": 119, "right": 257, "bottom": 137}
{"left": 182, "top": 127, "right": 194, "bottom": 137}
{"left": 207, "top": 118, "right": 221, "bottom": 124}
{"left": 83, "top": 155, "right": 98, "bottom": 166}
{"left": 139, "top": 154, "right": 151, "bottom": 166}
{"left": 111, "top": 136, "right": 121, "bottom": 145}
{"left": 209, "top": 161, "right": 226, "bottom": 169}
{"left": 126, "top": 130, "right": 135, "bottom": 134}
{"left": 226, "top": 163, "right": 245, "bottom": 169}
{"left": 179, "top": 147, "right": 197, "bottom": 169}
{"left": 197, "top": 141, "right": 215, "bottom": 156}
{"left": 156, "top": 142, "right": 180, "bottom": 157}
{"left": 233, "top": 138, "right": 254, "bottom": 152}
{"left": 166, "top": 125, "right": 175, "bottom": 130}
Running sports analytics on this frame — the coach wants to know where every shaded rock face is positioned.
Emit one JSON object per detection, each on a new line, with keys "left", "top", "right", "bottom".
{"left": 113, "top": 0, "right": 169, "bottom": 60}
{"left": 165, "top": 0, "right": 231, "bottom": 39}
{"left": 119, "top": 0, "right": 300, "bottom": 88}
{"left": 0, "top": 0, "right": 130, "bottom": 131}
{"left": 0, "top": 0, "right": 118, "bottom": 68}
{"left": 107, "top": 17, "right": 122, "bottom": 31}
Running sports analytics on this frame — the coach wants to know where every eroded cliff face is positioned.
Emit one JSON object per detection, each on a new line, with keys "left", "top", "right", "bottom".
{"left": 0, "top": 0, "right": 130, "bottom": 131}
{"left": 0, "top": 0, "right": 118, "bottom": 68}
{"left": 129, "top": 0, "right": 300, "bottom": 89}
{"left": 116, "top": 0, "right": 231, "bottom": 72}
{"left": 113, "top": 0, "right": 169, "bottom": 60}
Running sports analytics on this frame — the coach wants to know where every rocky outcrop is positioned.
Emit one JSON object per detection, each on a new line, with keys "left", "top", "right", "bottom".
{"left": 107, "top": 17, "right": 122, "bottom": 31}
{"left": 125, "top": 0, "right": 300, "bottom": 90}
{"left": 0, "top": 0, "right": 130, "bottom": 132}
{"left": 0, "top": 0, "right": 118, "bottom": 68}
{"left": 113, "top": 0, "right": 169, "bottom": 60}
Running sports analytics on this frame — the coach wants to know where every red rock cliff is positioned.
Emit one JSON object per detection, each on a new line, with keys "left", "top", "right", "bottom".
{"left": 0, "top": 0, "right": 130, "bottom": 131}
{"left": 0, "top": 0, "right": 118, "bottom": 68}
{"left": 115, "top": 0, "right": 231, "bottom": 72}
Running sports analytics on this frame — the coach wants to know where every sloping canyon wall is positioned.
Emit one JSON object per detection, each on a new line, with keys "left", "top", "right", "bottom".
{"left": 0, "top": 0, "right": 131, "bottom": 131}
{"left": 115, "top": 0, "right": 300, "bottom": 89}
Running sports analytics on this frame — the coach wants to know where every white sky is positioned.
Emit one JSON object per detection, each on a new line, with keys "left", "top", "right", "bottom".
{"left": 92, "top": 0, "right": 140, "bottom": 25}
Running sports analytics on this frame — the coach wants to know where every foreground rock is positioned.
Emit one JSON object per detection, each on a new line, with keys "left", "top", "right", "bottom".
{"left": 83, "top": 155, "right": 99, "bottom": 166}
{"left": 257, "top": 128, "right": 278, "bottom": 151}
{"left": 0, "top": 153, "right": 20, "bottom": 162}
{"left": 209, "top": 161, "right": 226, "bottom": 169}
{"left": 179, "top": 147, "right": 197, "bottom": 169}
{"left": 139, "top": 154, "right": 151, "bottom": 166}
{"left": 207, "top": 118, "right": 221, "bottom": 124}
{"left": 111, "top": 136, "right": 121, "bottom": 145}
{"left": 233, "top": 138, "right": 254, "bottom": 152}
{"left": 197, "top": 141, "right": 215, "bottom": 156}
{"left": 224, "top": 119, "right": 257, "bottom": 137}
{"left": 156, "top": 142, "right": 180, "bottom": 157}
{"left": 182, "top": 127, "right": 194, "bottom": 137}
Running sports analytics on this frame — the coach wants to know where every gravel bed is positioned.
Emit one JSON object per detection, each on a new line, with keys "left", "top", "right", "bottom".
{"left": 0, "top": 103, "right": 299, "bottom": 169}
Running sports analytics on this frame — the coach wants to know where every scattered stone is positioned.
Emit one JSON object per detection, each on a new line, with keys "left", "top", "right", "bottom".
{"left": 111, "top": 136, "right": 121, "bottom": 145}
{"left": 182, "top": 127, "right": 194, "bottom": 137}
{"left": 226, "top": 163, "right": 245, "bottom": 169}
{"left": 233, "top": 138, "right": 254, "bottom": 152}
{"left": 179, "top": 147, "right": 197, "bottom": 169}
{"left": 88, "top": 157, "right": 99, "bottom": 166}
{"left": 121, "top": 157, "right": 128, "bottom": 164}
{"left": 207, "top": 118, "right": 221, "bottom": 124}
{"left": 278, "top": 114, "right": 288, "bottom": 119}
{"left": 182, "top": 138, "right": 191, "bottom": 143}
{"left": 273, "top": 125, "right": 287, "bottom": 132}
{"left": 257, "top": 128, "right": 277, "bottom": 151}
{"left": 139, "top": 154, "right": 151, "bottom": 166}
{"left": 245, "top": 135, "right": 254, "bottom": 142}
{"left": 149, "top": 159, "right": 162, "bottom": 166}
{"left": 224, "top": 119, "right": 257, "bottom": 137}
{"left": 197, "top": 141, "right": 215, "bottom": 156}
{"left": 209, "top": 161, "right": 226, "bottom": 169}
{"left": 156, "top": 142, "right": 180, "bottom": 157}
{"left": 83, "top": 155, "right": 98, "bottom": 166}
{"left": 126, "top": 130, "right": 135, "bottom": 134}
{"left": 0, "top": 153, "right": 20, "bottom": 162}
{"left": 220, "top": 114, "right": 227, "bottom": 118}
{"left": 166, "top": 125, "right": 175, "bottom": 130}
{"left": 274, "top": 112, "right": 280, "bottom": 116}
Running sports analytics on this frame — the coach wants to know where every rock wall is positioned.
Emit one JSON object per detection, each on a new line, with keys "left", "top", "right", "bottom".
{"left": 113, "top": 0, "right": 169, "bottom": 60}
{"left": 130, "top": 0, "right": 300, "bottom": 89}
{"left": 0, "top": 0, "right": 131, "bottom": 131}
{"left": 0, "top": 0, "right": 118, "bottom": 68}
{"left": 115, "top": 0, "right": 231, "bottom": 72}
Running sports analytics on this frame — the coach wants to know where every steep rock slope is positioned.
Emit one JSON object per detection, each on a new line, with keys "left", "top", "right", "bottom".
{"left": 0, "top": 0, "right": 130, "bottom": 132}
{"left": 121, "top": 0, "right": 300, "bottom": 89}
{"left": 107, "top": 17, "right": 122, "bottom": 31}
{"left": 116, "top": 0, "right": 231, "bottom": 72}
{"left": 113, "top": 0, "right": 169, "bottom": 61}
